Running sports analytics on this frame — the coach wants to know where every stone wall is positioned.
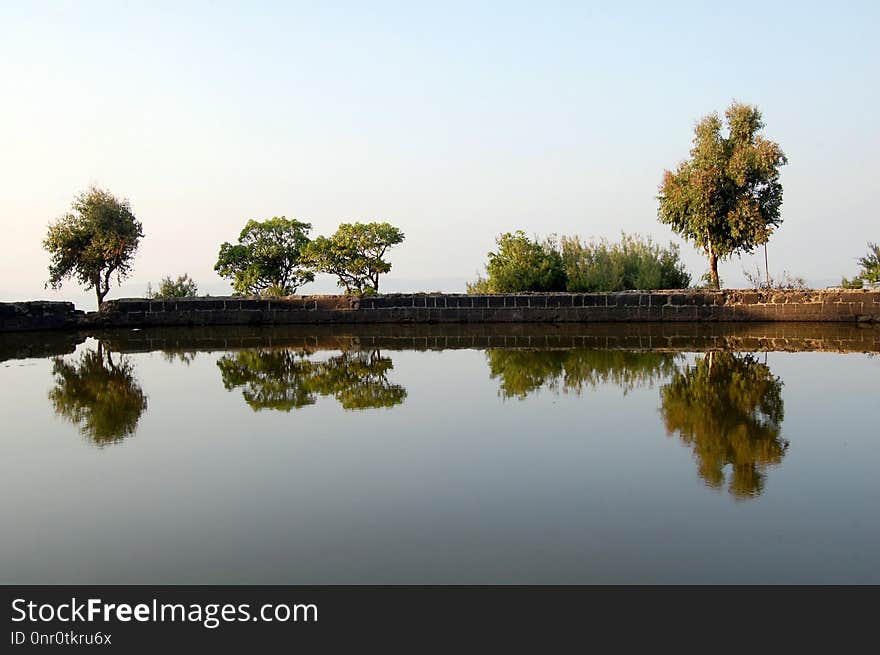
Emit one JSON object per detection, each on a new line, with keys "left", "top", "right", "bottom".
{"left": 2, "top": 290, "right": 879, "bottom": 333}
{"left": 0, "top": 301, "right": 83, "bottom": 332}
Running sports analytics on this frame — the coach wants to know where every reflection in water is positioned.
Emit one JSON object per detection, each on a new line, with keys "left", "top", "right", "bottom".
{"left": 660, "top": 352, "right": 788, "bottom": 499}
{"left": 161, "top": 350, "right": 198, "bottom": 365}
{"left": 49, "top": 343, "right": 148, "bottom": 446}
{"left": 487, "top": 348, "right": 682, "bottom": 399}
{"left": 217, "top": 349, "right": 407, "bottom": 411}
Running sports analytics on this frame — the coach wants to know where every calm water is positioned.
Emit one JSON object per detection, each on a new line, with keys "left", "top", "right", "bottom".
{"left": 1, "top": 325, "right": 878, "bottom": 584}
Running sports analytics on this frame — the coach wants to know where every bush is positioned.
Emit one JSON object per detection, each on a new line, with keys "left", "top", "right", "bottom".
{"left": 147, "top": 274, "right": 198, "bottom": 299}
{"left": 474, "top": 231, "right": 566, "bottom": 293}
{"left": 841, "top": 242, "right": 880, "bottom": 288}
{"left": 469, "top": 232, "right": 690, "bottom": 293}
{"left": 561, "top": 233, "right": 690, "bottom": 292}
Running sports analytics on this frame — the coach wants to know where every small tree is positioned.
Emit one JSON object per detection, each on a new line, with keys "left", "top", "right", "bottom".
{"left": 44, "top": 186, "right": 144, "bottom": 308}
{"left": 842, "top": 242, "right": 880, "bottom": 287}
{"left": 859, "top": 243, "right": 880, "bottom": 283}
{"left": 147, "top": 273, "right": 199, "bottom": 298}
{"left": 658, "top": 102, "right": 788, "bottom": 289}
{"left": 214, "top": 217, "right": 314, "bottom": 295}
{"left": 305, "top": 222, "right": 405, "bottom": 294}
{"left": 470, "top": 231, "right": 565, "bottom": 293}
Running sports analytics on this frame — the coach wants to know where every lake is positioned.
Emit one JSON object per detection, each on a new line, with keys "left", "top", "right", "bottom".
{"left": 1, "top": 323, "right": 878, "bottom": 584}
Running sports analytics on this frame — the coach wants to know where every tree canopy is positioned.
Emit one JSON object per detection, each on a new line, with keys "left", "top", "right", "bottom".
{"left": 215, "top": 217, "right": 314, "bottom": 296}
{"left": 657, "top": 102, "right": 787, "bottom": 289}
{"left": 44, "top": 186, "right": 144, "bottom": 308}
{"left": 304, "top": 222, "right": 404, "bottom": 294}
{"left": 147, "top": 273, "right": 198, "bottom": 298}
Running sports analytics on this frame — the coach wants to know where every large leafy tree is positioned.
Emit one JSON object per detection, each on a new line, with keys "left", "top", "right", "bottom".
{"left": 658, "top": 102, "right": 788, "bottom": 289}
{"left": 304, "top": 222, "right": 404, "bottom": 294}
{"left": 215, "top": 217, "right": 314, "bottom": 296}
{"left": 44, "top": 186, "right": 144, "bottom": 308}
{"left": 660, "top": 352, "right": 788, "bottom": 499}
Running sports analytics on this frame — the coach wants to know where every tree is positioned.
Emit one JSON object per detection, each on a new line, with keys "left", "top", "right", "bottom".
{"left": 214, "top": 217, "right": 314, "bottom": 296}
{"left": 472, "top": 231, "right": 565, "bottom": 293}
{"left": 660, "top": 352, "right": 788, "bottom": 499}
{"left": 842, "top": 242, "right": 880, "bottom": 287}
{"left": 304, "top": 222, "right": 404, "bottom": 294}
{"left": 147, "top": 273, "right": 198, "bottom": 298}
{"left": 658, "top": 102, "right": 788, "bottom": 289}
{"left": 44, "top": 186, "right": 144, "bottom": 308}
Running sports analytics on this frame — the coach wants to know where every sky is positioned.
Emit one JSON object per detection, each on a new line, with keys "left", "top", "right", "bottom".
{"left": 1, "top": 1, "right": 877, "bottom": 307}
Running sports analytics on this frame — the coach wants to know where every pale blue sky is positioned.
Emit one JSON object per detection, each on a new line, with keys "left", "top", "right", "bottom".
{"left": 1, "top": 1, "right": 877, "bottom": 304}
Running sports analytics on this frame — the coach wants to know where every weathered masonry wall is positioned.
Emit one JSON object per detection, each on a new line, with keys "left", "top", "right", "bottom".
{"left": 2, "top": 290, "right": 879, "bottom": 332}
{"left": 0, "top": 301, "right": 83, "bottom": 333}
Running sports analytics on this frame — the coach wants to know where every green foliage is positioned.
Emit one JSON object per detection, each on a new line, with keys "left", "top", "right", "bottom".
{"left": 487, "top": 348, "right": 682, "bottom": 399}
{"left": 560, "top": 233, "right": 690, "bottom": 291}
{"left": 842, "top": 242, "right": 880, "bottom": 287}
{"left": 49, "top": 344, "right": 148, "bottom": 445}
{"left": 147, "top": 273, "right": 198, "bottom": 298}
{"left": 43, "top": 186, "right": 144, "bottom": 308}
{"left": 217, "top": 348, "right": 407, "bottom": 411}
{"left": 660, "top": 352, "right": 787, "bottom": 499}
{"left": 215, "top": 217, "right": 314, "bottom": 295}
{"left": 304, "top": 222, "right": 405, "bottom": 294}
{"left": 465, "top": 276, "right": 493, "bottom": 294}
{"left": 658, "top": 102, "right": 788, "bottom": 289}
{"left": 857, "top": 242, "right": 880, "bottom": 283}
{"left": 472, "top": 231, "right": 565, "bottom": 293}
{"left": 470, "top": 232, "right": 689, "bottom": 293}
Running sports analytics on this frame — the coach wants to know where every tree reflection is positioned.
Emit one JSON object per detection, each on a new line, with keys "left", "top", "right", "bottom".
{"left": 217, "top": 348, "right": 407, "bottom": 411}
{"left": 487, "top": 349, "right": 682, "bottom": 399}
{"left": 49, "top": 343, "right": 148, "bottom": 445}
{"left": 660, "top": 352, "right": 788, "bottom": 499}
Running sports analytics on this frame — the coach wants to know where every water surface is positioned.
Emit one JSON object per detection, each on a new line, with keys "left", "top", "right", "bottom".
{"left": 2, "top": 324, "right": 878, "bottom": 583}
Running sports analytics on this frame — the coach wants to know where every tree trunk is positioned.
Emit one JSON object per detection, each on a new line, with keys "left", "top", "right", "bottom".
{"left": 96, "top": 283, "right": 108, "bottom": 309}
{"left": 707, "top": 243, "right": 720, "bottom": 289}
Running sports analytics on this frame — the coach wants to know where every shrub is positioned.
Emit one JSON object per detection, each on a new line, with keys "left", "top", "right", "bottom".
{"left": 472, "top": 231, "right": 566, "bottom": 293}
{"left": 469, "top": 231, "right": 690, "bottom": 293}
{"left": 560, "top": 233, "right": 690, "bottom": 292}
{"left": 147, "top": 274, "right": 198, "bottom": 299}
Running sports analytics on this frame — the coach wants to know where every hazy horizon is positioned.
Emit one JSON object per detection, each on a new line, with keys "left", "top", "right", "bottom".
{"left": 2, "top": 1, "right": 877, "bottom": 307}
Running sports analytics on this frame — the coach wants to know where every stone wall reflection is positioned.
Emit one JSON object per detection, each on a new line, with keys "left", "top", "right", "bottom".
{"left": 49, "top": 342, "right": 148, "bottom": 446}
{"left": 659, "top": 352, "right": 788, "bottom": 499}
{"left": 217, "top": 348, "right": 407, "bottom": 411}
